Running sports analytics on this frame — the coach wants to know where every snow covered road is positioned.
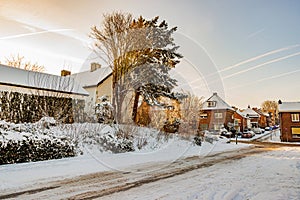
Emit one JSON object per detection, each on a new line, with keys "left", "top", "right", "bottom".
{"left": 2, "top": 144, "right": 298, "bottom": 199}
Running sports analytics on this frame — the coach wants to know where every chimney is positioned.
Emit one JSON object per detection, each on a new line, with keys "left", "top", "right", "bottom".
{"left": 213, "top": 92, "right": 217, "bottom": 96}
{"left": 91, "top": 62, "right": 101, "bottom": 72}
{"left": 61, "top": 70, "right": 71, "bottom": 76}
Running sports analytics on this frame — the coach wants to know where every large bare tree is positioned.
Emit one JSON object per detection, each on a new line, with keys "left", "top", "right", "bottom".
{"left": 91, "top": 12, "right": 184, "bottom": 124}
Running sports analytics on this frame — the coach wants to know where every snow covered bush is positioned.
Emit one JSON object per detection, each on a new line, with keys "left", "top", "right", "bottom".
{"left": 95, "top": 95, "right": 114, "bottom": 124}
{"left": 0, "top": 120, "right": 75, "bottom": 165}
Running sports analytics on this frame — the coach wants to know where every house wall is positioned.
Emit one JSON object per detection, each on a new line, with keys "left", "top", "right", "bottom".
{"left": 82, "top": 86, "right": 97, "bottom": 113}
{"left": 0, "top": 84, "right": 86, "bottom": 123}
{"left": 199, "top": 109, "right": 234, "bottom": 131}
{"left": 233, "top": 113, "right": 247, "bottom": 132}
{"left": 0, "top": 84, "right": 84, "bottom": 99}
{"left": 280, "top": 112, "right": 300, "bottom": 142}
{"left": 96, "top": 76, "right": 113, "bottom": 103}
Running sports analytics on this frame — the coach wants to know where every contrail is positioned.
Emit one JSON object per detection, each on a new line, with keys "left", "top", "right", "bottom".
{"left": 219, "top": 44, "right": 300, "bottom": 73}
{"left": 223, "top": 51, "right": 300, "bottom": 79}
{"left": 227, "top": 68, "right": 300, "bottom": 90}
{"left": 0, "top": 29, "right": 73, "bottom": 40}
{"left": 247, "top": 28, "right": 265, "bottom": 39}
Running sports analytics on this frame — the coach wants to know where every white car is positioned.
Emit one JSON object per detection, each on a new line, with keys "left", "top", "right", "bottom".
{"left": 253, "top": 128, "right": 262, "bottom": 134}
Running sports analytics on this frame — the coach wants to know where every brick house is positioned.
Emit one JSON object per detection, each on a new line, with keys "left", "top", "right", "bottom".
{"left": 240, "top": 106, "right": 260, "bottom": 128}
{"left": 253, "top": 108, "right": 269, "bottom": 128}
{"left": 199, "top": 92, "right": 234, "bottom": 131}
{"left": 233, "top": 109, "right": 250, "bottom": 132}
{"left": 278, "top": 101, "right": 300, "bottom": 142}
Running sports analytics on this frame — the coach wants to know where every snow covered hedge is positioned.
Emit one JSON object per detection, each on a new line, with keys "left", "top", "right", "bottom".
{"left": 0, "top": 119, "right": 75, "bottom": 165}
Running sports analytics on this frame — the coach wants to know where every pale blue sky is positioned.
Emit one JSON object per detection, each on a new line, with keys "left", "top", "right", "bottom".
{"left": 0, "top": 0, "right": 299, "bottom": 108}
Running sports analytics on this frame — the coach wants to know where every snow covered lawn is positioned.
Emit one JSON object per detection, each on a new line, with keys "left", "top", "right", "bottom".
{"left": 0, "top": 136, "right": 249, "bottom": 192}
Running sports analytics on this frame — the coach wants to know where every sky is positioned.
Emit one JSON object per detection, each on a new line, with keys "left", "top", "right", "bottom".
{"left": 0, "top": 0, "right": 300, "bottom": 108}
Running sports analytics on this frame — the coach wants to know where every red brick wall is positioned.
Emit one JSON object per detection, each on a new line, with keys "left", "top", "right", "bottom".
{"left": 199, "top": 109, "right": 234, "bottom": 131}
{"left": 280, "top": 112, "right": 300, "bottom": 142}
{"left": 233, "top": 112, "right": 247, "bottom": 132}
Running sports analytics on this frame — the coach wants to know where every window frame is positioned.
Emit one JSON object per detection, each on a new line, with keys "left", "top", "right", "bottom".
{"left": 207, "top": 101, "right": 216, "bottom": 107}
{"left": 291, "top": 113, "right": 300, "bottom": 122}
{"left": 214, "top": 112, "right": 223, "bottom": 119}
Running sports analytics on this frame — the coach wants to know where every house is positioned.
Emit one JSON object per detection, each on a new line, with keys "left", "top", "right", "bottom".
{"left": 0, "top": 64, "right": 88, "bottom": 123}
{"left": 199, "top": 92, "right": 235, "bottom": 131}
{"left": 70, "top": 63, "right": 112, "bottom": 112}
{"left": 278, "top": 101, "right": 300, "bottom": 142}
{"left": 233, "top": 109, "right": 250, "bottom": 132}
{"left": 240, "top": 106, "right": 260, "bottom": 128}
{"left": 253, "top": 108, "right": 269, "bottom": 128}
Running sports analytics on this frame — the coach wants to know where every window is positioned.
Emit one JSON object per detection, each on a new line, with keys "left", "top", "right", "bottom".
{"left": 291, "top": 114, "right": 299, "bottom": 122}
{"left": 215, "top": 113, "right": 223, "bottom": 119}
{"left": 207, "top": 101, "right": 216, "bottom": 107}
{"left": 292, "top": 127, "right": 300, "bottom": 138}
{"left": 200, "top": 113, "right": 208, "bottom": 119}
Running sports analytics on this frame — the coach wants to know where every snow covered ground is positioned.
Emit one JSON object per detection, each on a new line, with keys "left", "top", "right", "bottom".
{"left": 0, "top": 135, "right": 249, "bottom": 192}
{"left": 101, "top": 146, "right": 300, "bottom": 200}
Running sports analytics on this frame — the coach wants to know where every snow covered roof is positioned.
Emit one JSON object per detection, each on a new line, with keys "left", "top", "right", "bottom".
{"left": 254, "top": 109, "right": 269, "bottom": 117}
{"left": 235, "top": 109, "right": 249, "bottom": 118}
{"left": 202, "top": 93, "right": 234, "bottom": 111}
{"left": 279, "top": 102, "right": 300, "bottom": 112}
{"left": 71, "top": 67, "right": 112, "bottom": 88}
{"left": 240, "top": 107, "right": 260, "bottom": 118}
{"left": 0, "top": 64, "right": 89, "bottom": 96}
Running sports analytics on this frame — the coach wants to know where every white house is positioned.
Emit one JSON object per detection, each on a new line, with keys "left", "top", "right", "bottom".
{"left": 70, "top": 63, "right": 112, "bottom": 113}
{"left": 0, "top": 64, "right": 88, "bottom": 123}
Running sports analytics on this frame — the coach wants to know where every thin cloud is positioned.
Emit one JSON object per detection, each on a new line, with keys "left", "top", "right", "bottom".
{"left": 219, "top": 44, "right": 300, "bottom": 73}
{"left": 0, "top": 29, "right": 73, "bottom": 40}
{"left": 227, "top": 68, "right": 300, "bottom": 90}
{"left": 247, "top": 28, "right": 265, "bottom": 39}
{"left": 223, "top": 51, "right": 300, "bottom": 79}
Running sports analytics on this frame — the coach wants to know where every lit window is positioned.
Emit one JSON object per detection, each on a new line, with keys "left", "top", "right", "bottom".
{"left": 215, "top": 113, "right": 222, "bottom": 119}
{"left": 200, "top": 113, "right": 208, "bottom": 119}
{"left": 291, "top": 114, "right": 299, "bottom": 122}
{"left": 208, "top": 101, "right": 216, "bottom": 107}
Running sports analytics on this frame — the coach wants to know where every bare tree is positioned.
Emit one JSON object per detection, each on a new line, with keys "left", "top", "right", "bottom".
{"left": 5, "top": 54, "right": 45, "bottom": 72}
{"left": 178, "top": 92, "right": 203, "bottom": 136}
{"left": 261, "top": 100, "right": 279, "bottom": 125}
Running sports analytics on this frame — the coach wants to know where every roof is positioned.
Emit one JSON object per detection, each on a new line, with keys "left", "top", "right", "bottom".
{"left": 254, "top": 109, "right": 269, "bottom": 117}
{"left": 235, "top": 109, "right": 249, "bottom": 118}
{"left": 202, "top": 92, "right": 234, "bottom": 111}
{"left": 279, "top": 102, "right": 300, "bottom": 112}
{"left": 0, "top": 64, "right": 88, "bottom": 96}
{"left": 71, "top": 67, "right": 112, "bottom": 88}
{"left": 240, "top": 107, "right": 260, "bottom": 118}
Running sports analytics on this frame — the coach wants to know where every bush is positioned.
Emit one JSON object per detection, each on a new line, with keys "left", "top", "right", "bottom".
{"left": 0, "top": 137, "right": 75, "bottom": 165}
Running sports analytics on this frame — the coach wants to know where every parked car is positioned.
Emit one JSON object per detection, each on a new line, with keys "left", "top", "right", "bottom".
{"left": 237, "top": 131, "right": 243, "bottom": 137}
{"left": 220, "top": 128, "right": 234, "bottom": 138}
{"left": 273, "top": 125, "right": 279, "bottom": 130}
{"left": 253, "top": 127, "right": 262, "bottom": 134}
{"left": 265, "top": 127, "right": 271, "bottom": 131}
{"left": 260, "top": 128, "right": 265, "bottom": 133}
{"left": 242, "top": 130, "right": 255, "bottom": 138}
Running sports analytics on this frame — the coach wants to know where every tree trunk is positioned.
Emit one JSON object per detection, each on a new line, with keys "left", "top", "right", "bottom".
{"left": 132, "top": 90, "right": 140, "bottom": 124}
